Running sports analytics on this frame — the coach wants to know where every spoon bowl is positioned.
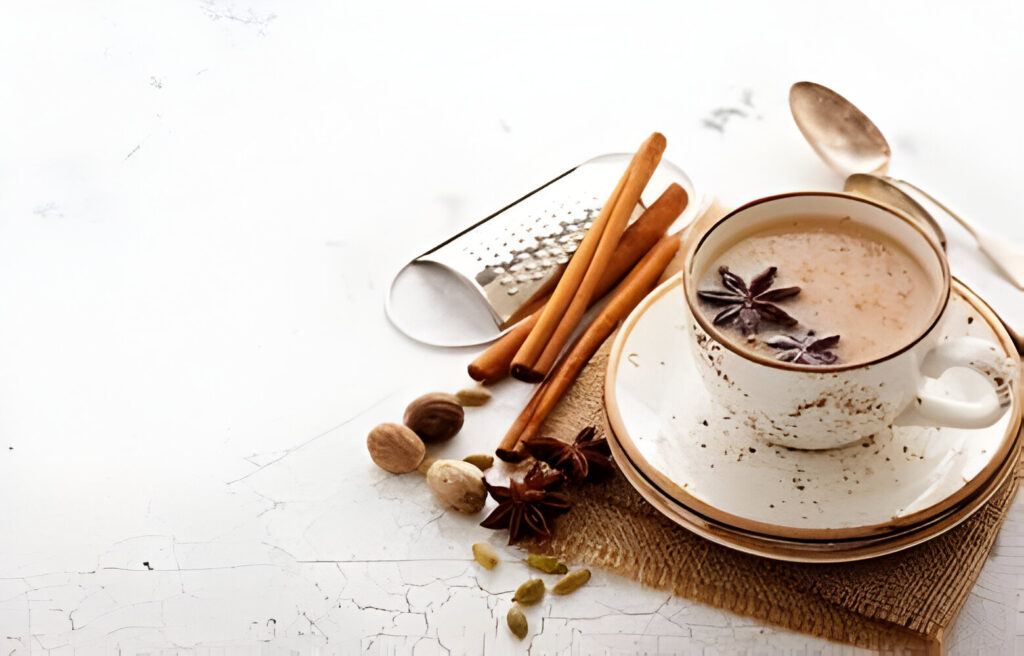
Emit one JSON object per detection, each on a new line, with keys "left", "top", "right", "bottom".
{"left": 790, "top": 80, "right": 1024, "bottom": 350}
{"left": 790, "top": 80, "right": 1024, "bottom": 297}
{"left": 844, "top": 173, "right": 947, "bottom": 250}
{"left": 789, "top": 81, "right": 892, "bottom": 177}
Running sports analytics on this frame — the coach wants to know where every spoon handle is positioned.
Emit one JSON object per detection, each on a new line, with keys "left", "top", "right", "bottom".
{"left": 889, "top": 178, "right": 979, "bottom": 240}
{"left": 886, "top": 178, "right": 1024, "bottom": 351}
{"left": 890, "top": 177, "right": 1024, "bottom": 292}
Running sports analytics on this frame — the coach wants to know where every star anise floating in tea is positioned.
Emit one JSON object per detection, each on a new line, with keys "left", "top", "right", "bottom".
{"left": 766, "top": 330, "right": 841, "bottom": 365}
{"left": 697, "top": 266, "right": 801, "bottom": 336}
{"left": 480, "top": 462, "right": 572, "bottom": 544}
{"left": 522, "top": 426, "right": 614, "bottom": 482}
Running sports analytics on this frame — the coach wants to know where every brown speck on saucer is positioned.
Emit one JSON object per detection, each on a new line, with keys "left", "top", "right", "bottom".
{"left": 607, "top": 272, "right": 1017, "bottom": 541}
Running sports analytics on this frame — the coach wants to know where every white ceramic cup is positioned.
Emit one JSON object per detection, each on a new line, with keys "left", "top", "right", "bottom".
{"left": 682, "top": 192, "right": 1016, "bottom": 450}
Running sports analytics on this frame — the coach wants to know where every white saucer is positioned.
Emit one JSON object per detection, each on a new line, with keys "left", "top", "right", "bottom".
{"left": 605, "top": 274, "right": 1021, "bottom": 541}
{"left": 607, "top": 419, "right": 1021, "bottom": 562}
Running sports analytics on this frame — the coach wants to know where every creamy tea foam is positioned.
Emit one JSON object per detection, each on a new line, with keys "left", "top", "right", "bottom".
{"left": 695, "top": 214, "right": 941, "bottom": 366}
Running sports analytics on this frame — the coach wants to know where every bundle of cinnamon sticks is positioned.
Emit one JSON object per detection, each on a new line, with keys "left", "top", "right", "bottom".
{"left": 467, "top": 133, "right": 691, "bottom": 461}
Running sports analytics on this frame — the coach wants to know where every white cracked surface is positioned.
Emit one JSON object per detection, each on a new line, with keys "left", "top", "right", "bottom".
{"left": 1, "top": 1, "right": 1023, "bottom": 654}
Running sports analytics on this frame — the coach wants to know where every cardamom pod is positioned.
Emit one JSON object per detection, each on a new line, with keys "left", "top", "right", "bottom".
{"left": 456, "top": 386, "right": 492, "bottom": 407}
{"left": 551, "top": 568, "right": 591, "bottom": 595}
{"left": 511, "top": 578, "right": 545, "bottom": 606}
{"left": 472, "top": 542, "right": 499, "bottom": 570}
{"left": 462, "top": 453, "right": 494, "bottom": 471}
{"left": 506, "top": 604, "right": 528, "bottom": 640}
{"left": 525, "top": 553, "right": 567, "bottom": 575}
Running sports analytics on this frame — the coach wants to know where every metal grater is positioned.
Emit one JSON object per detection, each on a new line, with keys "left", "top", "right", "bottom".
{"left": 387, "top": 153, "right": 702, "bottom": 346}
{"left": 417, "top": 184, "right": 608, "bottom": 329}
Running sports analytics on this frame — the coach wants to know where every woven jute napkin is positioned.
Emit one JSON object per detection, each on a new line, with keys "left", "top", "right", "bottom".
{"left": 518, "top": 341, "right": 1024, "bottom": 654}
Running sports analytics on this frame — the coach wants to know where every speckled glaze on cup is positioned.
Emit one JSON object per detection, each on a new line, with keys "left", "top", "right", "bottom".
{"left": 683, "top": 192, "right": 1016, "bottom": 450}
{"left": 605, "top": 274, "right": 1021, "bottom": 542}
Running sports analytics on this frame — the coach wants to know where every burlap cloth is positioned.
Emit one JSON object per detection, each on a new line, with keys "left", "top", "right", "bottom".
{"left": 518, "top": 340, "right": 1024, "bottom": 654}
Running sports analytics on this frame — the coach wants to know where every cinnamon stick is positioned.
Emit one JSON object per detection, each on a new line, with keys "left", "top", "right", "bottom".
{"left": 495, "top": 232, "right": 682, "bottom": 460}
{"left": 509, "top": 168, "right": 629, "bottom": 382}
{"left": 468, "top": 316, "right": 538, "bottom": 383}
{"left": 468, "top": 182, "right": 688, "bottom": 384}
{"left": 513, "top": 133, "right": 666, "bottom": 382}
{"left": 593, "top": 182, "right": 687, "bottom": 297}
{"left": 494, "top": 386, "right": 545, "bottom": 462}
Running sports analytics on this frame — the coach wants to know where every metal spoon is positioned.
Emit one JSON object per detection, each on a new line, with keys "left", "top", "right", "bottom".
{"left": 790, "top": 81, "right": 1023, "bottom": 353}
{"left": 844, "top": 173, "right": 946, "bottom": 249}
{"left": 841, "top": 175, "right": 1023, "bottom": 353}
{"left": 888, "top": 176, "right": 1024, "bottom": 292}
{"left": 789, "top": 81, "right": 1024, "bottom": 291}
{"left": 789, "top": 81, "right": 891, "bottom": 177}
{"left": 847, "top": 177, "right": 1024, "bottom": 353}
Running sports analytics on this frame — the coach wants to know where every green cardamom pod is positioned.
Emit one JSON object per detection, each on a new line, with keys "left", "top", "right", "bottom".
{"left": 462, "top": 453, "right": 494, "bottom": 471}
{"left": 472, "top": 542, "right": 499, "bottom": 570}
{"left": 506, "top": 604, "right": 528, "bottom": 640}
{"left": 456, "top": 387, "right": 492, "bottom": 407}
{"left": 551, "top": 569, "right": 591, "bottom": 595}
{"left": 512, "top": 577, "right": 545, "bottom": 605}
{"left": 525, "top": 553, "right": 568, "bottom": 574}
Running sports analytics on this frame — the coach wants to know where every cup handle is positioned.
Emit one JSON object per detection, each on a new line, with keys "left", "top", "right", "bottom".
{"left": 909, "top": 337, "right": 1016, "bottom": 429}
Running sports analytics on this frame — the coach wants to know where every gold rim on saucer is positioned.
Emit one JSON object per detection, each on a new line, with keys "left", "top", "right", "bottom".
{"left": 606, "top": 410, "right": 1022, "bottom": 562}
{"left": 604, "top": 274, "right": 1022, "bottom": 543}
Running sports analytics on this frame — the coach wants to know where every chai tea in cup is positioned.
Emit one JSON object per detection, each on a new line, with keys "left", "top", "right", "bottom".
{"left": 694, "top": 214, "right": 941, "bottom": 367}
{"left": 682, "top": 192, "right": 1014, "bottom": 449}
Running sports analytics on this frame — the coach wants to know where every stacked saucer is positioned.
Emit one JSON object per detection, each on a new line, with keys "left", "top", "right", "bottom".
{"left": 604, "top": 274, "right": 1022, "bottom": 562}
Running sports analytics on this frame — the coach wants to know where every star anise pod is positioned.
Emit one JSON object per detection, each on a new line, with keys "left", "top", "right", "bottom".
{"left": 480, "top": 462, "right": 572, "bottom": 544}
{"left": 766, "top": 330, "right": 840, "bottom": 365}
{"left": 521, "top": 426, "right": 613, "bottom": 482}
{"left": 697, "top": 266, "right": 801, "bottom": 336}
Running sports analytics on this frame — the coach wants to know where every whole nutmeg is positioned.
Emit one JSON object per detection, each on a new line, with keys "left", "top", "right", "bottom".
{"left": 426, "top": 459, "right": 486, "bottom": 513}
{"left": 366, "top": 422, "right": 425, "bottom": 474}
{"left": 404, "top": 393, "right": 464, "bottom": 443}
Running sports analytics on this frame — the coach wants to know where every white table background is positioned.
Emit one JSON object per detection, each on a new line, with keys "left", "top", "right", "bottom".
{"left": 2, "top": 2, "right": 1023, "bottom": 654}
